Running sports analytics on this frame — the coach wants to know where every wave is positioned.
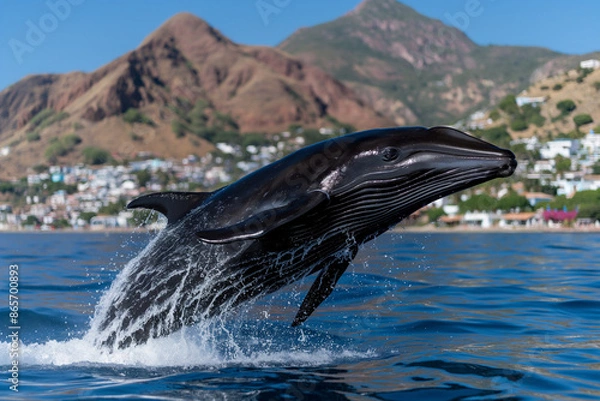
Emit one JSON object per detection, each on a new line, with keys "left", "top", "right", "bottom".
{"left": 0, "top": 319, "right": 372, "bottom": 368}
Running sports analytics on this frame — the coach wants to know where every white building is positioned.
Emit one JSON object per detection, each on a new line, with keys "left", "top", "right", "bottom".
{"left": 581, "top": 130, "right": 600, "bottom": 162}
{"left": 463, "top": 212, "right": 501, "bottom": 228}
{"left": 551, "top": 176, "right": 600, "bottom": 197}
{"left": 540, "top": 139, "right": 579, "bottom": 160}
{"left": 580, "top": 59, "right": 600, "bottom": 70}
{"left": 516, "top": 96, "right": 546, "bottom": 107}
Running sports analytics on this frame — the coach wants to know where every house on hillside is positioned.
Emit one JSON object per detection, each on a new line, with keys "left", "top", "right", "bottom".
{"left": 516, "top": 96, "right": 546, "bottom": 107}
{"left": 540, "top": 139, "right": 579, "bottom": 160}
{"left": 580, "top": 59, "right": 600, "bottom": 70}
{"left": 581, "top": 129, "right": 600, "bottom": 163}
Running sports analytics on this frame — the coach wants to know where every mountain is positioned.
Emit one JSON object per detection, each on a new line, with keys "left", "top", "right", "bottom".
{"left": 0, "top": 13, "right": 391, "bottom": 180}
{"left": 279, "top": 0, "right": 562, "bottom": 126}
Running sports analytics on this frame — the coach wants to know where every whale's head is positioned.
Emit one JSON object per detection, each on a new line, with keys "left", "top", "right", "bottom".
{"left": 325, "top": 126, "right": 516, "bottom": 229}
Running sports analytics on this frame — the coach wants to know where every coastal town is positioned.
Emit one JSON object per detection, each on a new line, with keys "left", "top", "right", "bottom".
{"left": 1, "top": 122, "right": 599, "bottom": 232}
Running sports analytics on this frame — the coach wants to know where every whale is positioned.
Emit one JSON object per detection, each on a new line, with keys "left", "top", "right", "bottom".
{"left": 89, "top": 126, "right": 516, "bottom": 349}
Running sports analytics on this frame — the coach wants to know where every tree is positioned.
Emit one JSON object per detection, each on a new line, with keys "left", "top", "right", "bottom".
{"left": 98, "top": 199, "right": 127, "bottom": 215}
{"left": 123, "top": 108, "right": 155, "bottom": 126}
{"left": 171, "top": 120, "right": 186, "bottom": 138}
{"left": 498, "top": 94, "right": 520, "bottom": 116}
{"left": 83, "top": 146, "right": 112, "bottom": 165}
{"left": 510, "top": 117, "right": 528, "bottom": 131}
{"left": 79, "top": 212, "right": 97, "bottom": 224}
{"left": 426, "top": 207, "right": 445, "bottom": 223}
{"left": 573, "top": 114, "right": 593, "bottom": 128}
{"left": 24, "top": 215, "right": 40, "bottom": 226}
{"left": 458, "top": 194, "right": 497, "bottom": 213}
{"left": 477, "top": 125, "right": 512, "bottom": 149}
{"left": 135, "top": 169, "right": 152, "bottom": 188}
{"left": 496, "top": 192, "right": 530, "bottom": 212}
{"left": 556, "top": 99, "right": 576, "bottom": 115}
{"left": 554, "top": 155, "right": 571, "bottom": 174}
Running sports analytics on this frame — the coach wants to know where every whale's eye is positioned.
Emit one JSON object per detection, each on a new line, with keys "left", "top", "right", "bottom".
{"left": 382, "top": 147, "right": 400, "bottom": 162}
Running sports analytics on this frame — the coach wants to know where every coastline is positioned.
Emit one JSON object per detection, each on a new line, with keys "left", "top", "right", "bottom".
{"left": 2, "top": 225, "right": 600, "bottom": 234}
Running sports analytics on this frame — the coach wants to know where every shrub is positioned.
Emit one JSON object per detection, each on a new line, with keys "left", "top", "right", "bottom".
{"left": 62, "top": 134, "right": 82, "bottom": 148}
{"left": 171, "top": 120, "right": 186, "bottom": 138}
{"left": 458, "top": 194, "right": 497, "bottom": 213}
{"left": 510, "top": 117, "right": 528, "bottom": 131}
{"left": 123, "top": 108, "right": 154, "bottom": 126}
{"left": 478, "top": 125, "right": 512, "bottom": 149}
{"left": 554, "top": 155, "right": 571, "bottom": 173}
{"left": 427, "top": 207, "right": 445, "bottom": 222}
{"left": 135, "top": 169, "right": 152, "bottom": 187}
{"left": 498, "top": 94, "right": 520, "bottom": 116}
{"left": 530, "top": 113, "right": 546, "bottom": 127}
{"left": 552, "top": 83, "right": 563, "bottom": 91}
{"left": 26, "top": 131, "right": 41, "bottom": 142}
{"left": 594, "top": 81, "right": 600, "bottom": 91}
{"left": 556, "top": 99, "right": 576, "bottom": 114}
{"left": 497, "top": 192, "right": 531, "bottom": 212}
{"left": 29, "top": 108, "right": 55, "bottom": 128}
{"left": 573, "top": 114, "right": 593, "bottom": 128}
{"left": 44, "top": 141, "right": 68, "bottom": 163}
{"left": 488, "top": 109, "right": 500, "bottom": 121}
{"left": 79, "top": 211, "right": 97, "bottom": 224}
{"left": 83, "top": 146, "right": 111, "bottom": 165}
{"left": 129, "top": 131, "right": 143, "bottom": 141}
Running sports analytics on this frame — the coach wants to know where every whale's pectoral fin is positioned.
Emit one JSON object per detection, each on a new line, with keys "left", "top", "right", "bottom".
{"left": 291, "top": 247, "right": 357, "bottom": 326}
{"left": 127, "top": 191, "right": 213, "bottom": 224}
{"left": 196, "top": 190, "right": 329, "bottom": 244}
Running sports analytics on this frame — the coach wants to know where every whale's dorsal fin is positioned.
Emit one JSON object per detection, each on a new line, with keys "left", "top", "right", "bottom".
{"left": 127, "top": 191, "right": 213, "bottom": 224}
{"left": 291, "top": 246, "right": 358, "bottom": 326}
{"left": 196, "top": 190, "right": 329, "bottom": 244}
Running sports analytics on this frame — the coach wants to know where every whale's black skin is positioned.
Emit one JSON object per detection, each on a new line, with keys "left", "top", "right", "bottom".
{"left": 91, "top": 126, "right": 516, "bottom": 349}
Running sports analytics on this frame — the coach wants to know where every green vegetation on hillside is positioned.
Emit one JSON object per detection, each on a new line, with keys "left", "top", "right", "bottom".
{"left": 123, "top": 108, "right": 155, "bottom": 126}
{"left": 82, "top": 146, "right": 112, "bottom": 165}
{"left": 44, "top": 134, "right": 82, "bottom": 163}
{"left": 496, "top": 94, "right": 545, "bottom": 132}
{"left": 28, "top": 108, "right": 69, "bottom": 131}
{"left": 473, "top": 125, "right": 512, "bottom": 149}
{"left": 573, "top": 113, "right": 593, "bottom": 128}
{"left": 458, "top": 191, "right": 531, "bottom": 213}
{"left": 556, "top": 99, "right": 577, "bottom": 115}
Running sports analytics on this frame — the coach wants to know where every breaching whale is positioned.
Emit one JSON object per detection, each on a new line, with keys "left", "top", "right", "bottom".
{"left": 90, "top": 126, "right": 516, "bottom": 349}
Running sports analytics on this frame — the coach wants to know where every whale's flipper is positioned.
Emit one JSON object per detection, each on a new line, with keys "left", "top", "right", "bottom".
{"left": 291, "top": 247, "right": 358, "bottom": 326}
{"left": 127, "top": 191, "right": 213, "bottom": 224}
{"left": 196, "top": 190, "right": 329, "bottom": 244}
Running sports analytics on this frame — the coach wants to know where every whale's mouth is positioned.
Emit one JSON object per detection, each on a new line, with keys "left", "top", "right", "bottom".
{"left": 498, "top": 156, "right": 518, "bottom": 177}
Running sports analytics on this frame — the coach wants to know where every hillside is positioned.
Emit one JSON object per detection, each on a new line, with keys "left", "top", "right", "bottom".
{"left": 483, "top": 67, "right": 600, "bottom": 140}
{"left": 0, "top": 13, "right": 391, "bottom": 180}
{"left": 279, "top": 0, "right": 562, "bottom": 126}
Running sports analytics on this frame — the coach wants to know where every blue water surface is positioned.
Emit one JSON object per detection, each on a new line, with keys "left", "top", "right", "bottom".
{"left": 0, "top": 231, "right": 599, "bottom": 400}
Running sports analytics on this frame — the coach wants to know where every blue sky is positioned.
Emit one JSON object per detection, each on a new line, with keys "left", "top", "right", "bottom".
{"left": 1, "top": 0, "right": 598, "bottom": 91}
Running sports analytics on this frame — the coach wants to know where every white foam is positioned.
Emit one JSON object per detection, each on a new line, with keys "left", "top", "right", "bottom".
{"left": 1, "top": 328, "right": 372, "bottom": 368}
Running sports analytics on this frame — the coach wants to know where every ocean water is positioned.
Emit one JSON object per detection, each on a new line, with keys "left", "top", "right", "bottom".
{"left": 0, "top": 230, "right": 599, "bottom": 400}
